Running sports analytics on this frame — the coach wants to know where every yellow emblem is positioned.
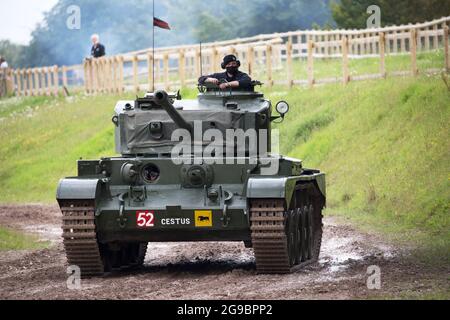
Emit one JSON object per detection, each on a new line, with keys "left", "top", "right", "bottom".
{"left": 195, "top": 211, "right": 213, "bottom": 227}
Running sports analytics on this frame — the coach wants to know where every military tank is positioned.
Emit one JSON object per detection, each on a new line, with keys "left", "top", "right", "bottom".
{"left": 57, "top": 81, "right": 326, "bottom": 276}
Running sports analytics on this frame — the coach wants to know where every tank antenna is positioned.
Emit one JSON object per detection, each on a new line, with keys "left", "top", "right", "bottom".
{"left": 152, "top": 0, "right": 155, "bottom": 93}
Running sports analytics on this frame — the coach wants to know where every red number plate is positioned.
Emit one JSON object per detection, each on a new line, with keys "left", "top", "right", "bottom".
{"left": 136, "top": 211, "right": 155, "bottom": 228}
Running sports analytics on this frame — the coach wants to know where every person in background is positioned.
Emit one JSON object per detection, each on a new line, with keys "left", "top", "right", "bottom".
{"left": 90, "top": 34, "right": 106, "bottom": 58}
{"left": 0, "top": 56, "right": 9, "bottom": 97}
{"left": 0, "top": 56, "right": 8, "bottom": 68}
{"left": 198, "top": 54, "right": 252, "bottom": 91}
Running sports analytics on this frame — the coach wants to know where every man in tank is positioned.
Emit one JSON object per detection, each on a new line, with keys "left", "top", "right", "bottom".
{"left": 198, "top": 54, "right": 252, "bottom": 91}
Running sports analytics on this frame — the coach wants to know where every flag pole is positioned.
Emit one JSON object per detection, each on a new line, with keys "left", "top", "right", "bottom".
{"left": 152, "top": 0, "right": 155, "bottom": 92}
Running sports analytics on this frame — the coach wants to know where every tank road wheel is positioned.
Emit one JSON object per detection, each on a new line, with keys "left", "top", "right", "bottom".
{"left": 250, "top": 195, "right": 323, "bottom": 274}
{"left": 100, "top": 242, "right": 148, "bottom": 272}
{"left": 298, "top": 207, "right": 308, "bottom": 263}
{"left": 310, "top": 200, "right": 323, "bottom": 262}
{"left": 305, "top": 205, "right": 313, "bottom": 260}
{"left": 293, "top": 208, "right": 302, "bottom": 265}
{"left": 126, "top": 243, "right": 148, "bottom": 268}
{"left": 286, "top": 210, "right": 296, "bottom": 267}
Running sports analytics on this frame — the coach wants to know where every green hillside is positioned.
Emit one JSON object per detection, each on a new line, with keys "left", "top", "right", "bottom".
{"left": 0, "top": 75, "right": 449, "bottom": 252}
{"left": 271, "top": 76, "right": 450, "bottom": 252}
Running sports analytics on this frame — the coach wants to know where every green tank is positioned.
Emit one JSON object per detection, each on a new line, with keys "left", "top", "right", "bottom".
{"left": 57, "top": 82, "right": 326, "bottom": 276}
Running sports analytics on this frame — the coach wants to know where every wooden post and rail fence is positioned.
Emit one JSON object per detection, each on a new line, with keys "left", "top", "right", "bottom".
{"left": 1, "top": 16, "right": 449, "bottom": 98}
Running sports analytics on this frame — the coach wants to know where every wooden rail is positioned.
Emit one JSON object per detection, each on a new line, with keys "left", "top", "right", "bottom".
{"left": 3, "top": 16, "right": 450, "bottom": 98}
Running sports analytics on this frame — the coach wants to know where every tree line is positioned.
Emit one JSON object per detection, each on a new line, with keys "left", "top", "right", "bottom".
{"left": 1, "top": 0, "right": 448, "bottom": 68}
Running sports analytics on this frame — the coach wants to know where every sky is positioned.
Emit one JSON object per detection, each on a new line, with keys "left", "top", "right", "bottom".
{"left": 0, "top": 0, "right": 59, "bottom": 44}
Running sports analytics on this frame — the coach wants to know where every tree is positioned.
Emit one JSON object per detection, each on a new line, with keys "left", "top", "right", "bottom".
{"left": 331, "top": 0, "right": 450, "bottom": 29}
{"left": 15, "top": 0, "right": 335, "bottom": 68}
{"left": 0, "top": 41, "right": 26, "bottom": 68}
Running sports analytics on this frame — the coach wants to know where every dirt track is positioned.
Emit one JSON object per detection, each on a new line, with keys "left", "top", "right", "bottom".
{"left": 0, "top": 204, "right": 448, "bottom": 300}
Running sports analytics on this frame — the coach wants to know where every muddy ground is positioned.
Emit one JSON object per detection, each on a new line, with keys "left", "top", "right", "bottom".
{"left": 0, "top": 204, "right": 448, "bottom": 300}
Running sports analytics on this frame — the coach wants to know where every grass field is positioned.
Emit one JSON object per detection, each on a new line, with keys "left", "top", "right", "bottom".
{"left": 0, "top": 226, "right": 48, "bottom": 250}
{"left": 0, "top": 54, "right": 449, "bottom": 256}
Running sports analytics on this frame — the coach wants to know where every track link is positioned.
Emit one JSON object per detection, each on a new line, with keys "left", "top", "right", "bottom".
{"left": 60, "top": 200, "right": 104, "bottom": 277}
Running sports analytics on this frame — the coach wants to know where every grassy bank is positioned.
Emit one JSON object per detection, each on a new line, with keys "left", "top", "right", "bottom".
{"left": 267, "top": 75, "right": 449, "bottom": 256}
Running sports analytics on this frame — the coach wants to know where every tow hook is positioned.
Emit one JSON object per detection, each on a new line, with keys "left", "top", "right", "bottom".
{"left": 117, "top": 193, "right": 128, "bottom": 229}
{"left": 221, "top": 190, "right": 233, "bottom": 227}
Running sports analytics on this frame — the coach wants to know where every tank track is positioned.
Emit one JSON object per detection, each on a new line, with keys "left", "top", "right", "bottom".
{"left": 60, "top": 200, "right": 148, "bottom": 278}
{"left": 250, "top": 197, "right": 322, "bottom": 274}
{"left": 60, "top": 200, "right": 104, "bottom": 277}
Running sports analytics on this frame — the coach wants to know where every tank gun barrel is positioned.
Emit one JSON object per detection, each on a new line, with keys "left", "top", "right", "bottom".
{"left": 154, "top": 90, "right": 193, "bottom": 134}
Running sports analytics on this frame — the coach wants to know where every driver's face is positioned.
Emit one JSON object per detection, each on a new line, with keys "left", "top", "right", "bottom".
{"left": 226, "top": 61, "right": 239, "bottom": 68}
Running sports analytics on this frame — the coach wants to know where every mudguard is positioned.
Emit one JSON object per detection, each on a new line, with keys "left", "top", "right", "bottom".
{"left": 56, "top": 178, "right": 103, "bottom": 200}
{"left": 247, "top": 173, "right": 326, "bottom": 206}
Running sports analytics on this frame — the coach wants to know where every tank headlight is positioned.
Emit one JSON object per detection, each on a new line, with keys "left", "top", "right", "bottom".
{"left": 276, "top": 101, "right": 290, "bottom": 116}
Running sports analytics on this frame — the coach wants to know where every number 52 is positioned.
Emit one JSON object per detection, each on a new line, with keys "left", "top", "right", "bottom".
{"left": 136, "top": 211, "right": 155, "bottom": 228}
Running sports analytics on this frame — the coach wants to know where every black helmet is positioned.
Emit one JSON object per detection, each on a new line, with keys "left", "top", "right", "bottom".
{"left": 221, "top": 55, "right": 241, "bottom": 69}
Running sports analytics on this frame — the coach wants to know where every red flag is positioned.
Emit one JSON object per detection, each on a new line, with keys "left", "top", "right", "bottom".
{"left": 153, "top": 17, "right": 171, "bottom": 30}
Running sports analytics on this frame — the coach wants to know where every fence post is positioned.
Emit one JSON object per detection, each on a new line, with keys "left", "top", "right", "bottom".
{"left": 15, "top": 70, "right": 21, "bottom": 97}
{"left": 97, "top": 59, "right": 102, "bottom": 93}
{"left": 93, "top": 59, "right": 99, "bottom": 94}
{"left": 109, "top": 58, "right": 115, "bottom": 94}
{"left": 83, "top": 60, "right": 89, "bottom": 94}
{"left": 31, "top": 69, "right": 37, "bottom": 96}
{"left": 119, "top": 56, "right": 124, "bottom": 93}
{"left": 307, "top": 40, "right": 315, "bottom": 87}
{"left": 178, "top": 50, "right": 186, "bottom": 88}
{"left": 62, "top": 65, "right": 68, "bottom": 91}
{"left": 147, "top": 52, "right": 154, "bottom": 92}
{"left": 393, "top": 31, "right": 398, "bottom": 54}
{"left": 101, "top": 58, "right": 107, "bottom": 93}
{"left": 433, "top": 24, "right": 438, "bottom": 49}
{"left": 53, "top": 65, "right": 59, "bottom": 97}
{"left": 212, "top": 47, "right": 219, "bottom": 73}
{"left": 424, "top": 27, "right": 430, "bottom": 51}
{"left": 163, "top": 53, "right": 169, "bottom": 91}
{"left": 342, "top": 36, "right": 350, "bottom": 85}
{"left": 27, "top": 69, "right": 33, "bottom": 96}
{"left": 6, "top": 69, "right": 14, "bottom": 96}
{"left": 20, "top": 69, "right": 25, "bottom": 96}
{"left": 266, "top": 44, "right": 273, "bottom": 88}
{"left": 105, "top": 58, "right": 112, "bottom": 94}
{"left": 39, "top": 68, "right": 44, "bottom": 96}
{"left": 247, "top": 46, "right": 254, "bottom": 77}
{"left": 287, "top": 39, "right": 293, "bottom": 88}
{"left": 27, "top": 69, "right": 34, "bottom": 96}
{"left": 379, "top": 32, "right": 386, "bottom": 78}
{"left": 195, "top": 48, "right": 201, "bottom": 78}
{"left": 112, "top": 56, "right": 118, "bottom": 93}
{"left": 444, "top": 24, "right": 449, "bottom": 72}
{"left": 133, "top": 55, "right": 139, "bottom": 94}
{"left": 400, "top": 31, "right": 406, "bottom": 52}
{"left": 411, "top": 28, "right": 418, "bottom": 76}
